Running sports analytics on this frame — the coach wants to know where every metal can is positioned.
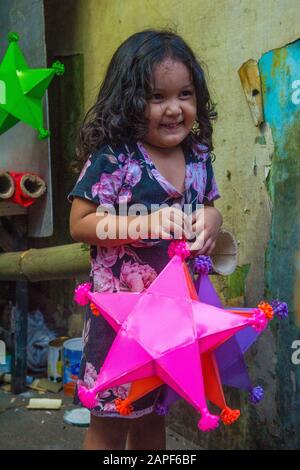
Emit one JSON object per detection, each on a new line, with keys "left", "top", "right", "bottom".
{"left": 47, "top": 336, "right": 69, "bottom": 383}
{"left": 63, "top": 337, "right": 83, "bottom": 397}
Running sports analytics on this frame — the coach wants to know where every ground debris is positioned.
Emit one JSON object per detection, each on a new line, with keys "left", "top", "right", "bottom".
{"left": 27, "top": 398, "right": 62, "bottom": 410}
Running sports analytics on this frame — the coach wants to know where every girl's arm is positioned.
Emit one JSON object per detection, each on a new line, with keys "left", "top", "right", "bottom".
{"left": 70, "top": 197, "right": 142, "bottom": 247}
{"left": 70, "top": 197, "right": 191, "bottom": 248}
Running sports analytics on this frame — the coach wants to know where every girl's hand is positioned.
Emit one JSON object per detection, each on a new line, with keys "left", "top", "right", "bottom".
{"left": 187, "top": 206, "right": 223, "bottom": 256}
{"left": 142, "top": 205, "right": 192, "bottom": 240}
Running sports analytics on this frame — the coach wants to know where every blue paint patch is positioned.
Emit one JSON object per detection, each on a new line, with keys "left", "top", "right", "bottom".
{"left": 259, "top": 38, "right": 300, "bottom": 448}
{"left": 260, "top": 41, "right": 300, "bottom": 135}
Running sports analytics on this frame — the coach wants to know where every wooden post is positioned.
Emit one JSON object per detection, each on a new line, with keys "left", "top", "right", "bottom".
{"left": 0, "top": 205, "right": 28, "bottom": 393}
{"left": 11, "top": 215, "right": 28, "bottom": 393}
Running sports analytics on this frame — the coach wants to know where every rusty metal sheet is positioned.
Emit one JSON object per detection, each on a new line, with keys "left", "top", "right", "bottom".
{"left": 238, "top": 59, "right": 264, "bottom": 126}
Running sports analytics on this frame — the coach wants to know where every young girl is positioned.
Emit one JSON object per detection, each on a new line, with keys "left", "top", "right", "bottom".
{"left": 69, "top": 29, "right": 222, "bottom": 450}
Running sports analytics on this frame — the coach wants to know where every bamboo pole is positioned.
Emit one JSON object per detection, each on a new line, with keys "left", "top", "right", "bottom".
{"left": 0, "top": 229, "right": 239, "bottom": 282}
{"left": 0, "top": 243, "right": 90, "bottom": 282}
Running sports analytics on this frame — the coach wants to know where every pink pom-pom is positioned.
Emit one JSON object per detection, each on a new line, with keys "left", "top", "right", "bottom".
{"left": 74, "top": 282, "right": 92, "bottom": 306}
{"left": 249, "top": 308, "right": 268, "bottom": 332}
{"left": 78, "top": 385, "right": 97, "bottom": 409}
{"left": 168, "top": 240, "right": 190, "bottom": 260}
{"left": 198, "top": 412, "right": 220, "bottom": 432}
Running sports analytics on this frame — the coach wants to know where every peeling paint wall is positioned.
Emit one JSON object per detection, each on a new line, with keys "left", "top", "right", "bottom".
{"left": 259, "top": 40, "right": 300, "bottom": 448}
{"left": 44, "top": 0, "right": 300, "bottom": 449}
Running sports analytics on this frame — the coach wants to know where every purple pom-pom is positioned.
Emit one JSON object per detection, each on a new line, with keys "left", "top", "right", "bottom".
{"left": 271, "top": 300, "right": 289, "bottom": 320}
{"left": 249, "top": 386, "right": 264, "bottom": 404}
{"left": 155, "top": 403, "right": 169, "bottom": 416}
{"left": 193, "top": 256, "right": 213, "bottom": 275}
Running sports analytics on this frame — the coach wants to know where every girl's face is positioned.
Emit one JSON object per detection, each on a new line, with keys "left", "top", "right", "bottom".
{"left": 144, "top": 58, "right": 197, "bottom": 150}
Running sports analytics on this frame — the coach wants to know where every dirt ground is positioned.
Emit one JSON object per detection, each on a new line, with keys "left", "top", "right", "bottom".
{"left": 0, "top": 389, "right": 201, "bottom": 450}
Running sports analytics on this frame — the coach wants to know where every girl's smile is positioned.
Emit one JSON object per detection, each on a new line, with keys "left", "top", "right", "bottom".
{"left": 144, "top": 59, "right": 197, "bottom": 150}
{"left": 160, "top": 121, "right": 184, "bottom": 130}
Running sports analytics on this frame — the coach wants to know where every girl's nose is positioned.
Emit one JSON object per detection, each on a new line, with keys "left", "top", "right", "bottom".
{"left": 165, "top": 99, "right": 182, "bottom": 116}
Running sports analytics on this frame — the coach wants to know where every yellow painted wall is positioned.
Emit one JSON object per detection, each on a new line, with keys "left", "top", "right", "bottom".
{"left": 47, "top": 0, "right": 300, "bottom": 306}
{"left": 45, "top": 0, "right": 300, "bottom": 448}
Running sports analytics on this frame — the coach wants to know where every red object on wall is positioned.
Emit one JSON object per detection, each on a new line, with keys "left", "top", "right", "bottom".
{"left": 9, "top": 172, "right": 46, "bottom": 207}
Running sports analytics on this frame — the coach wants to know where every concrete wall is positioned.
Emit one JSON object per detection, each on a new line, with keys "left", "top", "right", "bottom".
{"left": 44, "top": 0, "right": 300, "bottom": 448}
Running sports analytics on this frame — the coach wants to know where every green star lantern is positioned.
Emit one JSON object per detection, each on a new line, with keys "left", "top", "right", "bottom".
{"left": 0, "top": 32, "right": 64, "bottom": 139}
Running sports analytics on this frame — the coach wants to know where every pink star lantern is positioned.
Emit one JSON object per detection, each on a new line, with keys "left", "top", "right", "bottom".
{"left": 77, "top": 255, "right": 265, "bottom": 431}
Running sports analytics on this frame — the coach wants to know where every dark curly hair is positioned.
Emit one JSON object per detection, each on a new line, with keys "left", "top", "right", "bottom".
{"left": 75, "top": 29, "right": 217, "bottom": 169}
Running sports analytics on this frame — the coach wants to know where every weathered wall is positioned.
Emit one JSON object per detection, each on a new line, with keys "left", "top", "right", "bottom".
{"left": 259, "top": 42, "right": 300, "bottom": 449}
{"left": 31, "top": 17, "right": 86, "bottom": 337}
{"left": 44, "top": 0, "right": 300, "bottom": 448}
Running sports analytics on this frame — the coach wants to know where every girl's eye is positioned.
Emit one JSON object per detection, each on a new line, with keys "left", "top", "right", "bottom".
{"left": 149, "top": 90, "right": 193, "bottom": 101}
{"left": 181, "top": 90, "right": 193, "bottom": 97}
{"left": 151, "top": 93, "right": 163, "bottom": 101}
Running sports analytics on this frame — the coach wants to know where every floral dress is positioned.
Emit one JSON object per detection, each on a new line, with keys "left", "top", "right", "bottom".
{"left": 68, "top": 139, "right": 220, "bottom": 418}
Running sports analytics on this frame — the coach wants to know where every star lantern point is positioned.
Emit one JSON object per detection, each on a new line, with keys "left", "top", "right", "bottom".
{"left": 0, "top": 32, "right": 64, "bottom": 139}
